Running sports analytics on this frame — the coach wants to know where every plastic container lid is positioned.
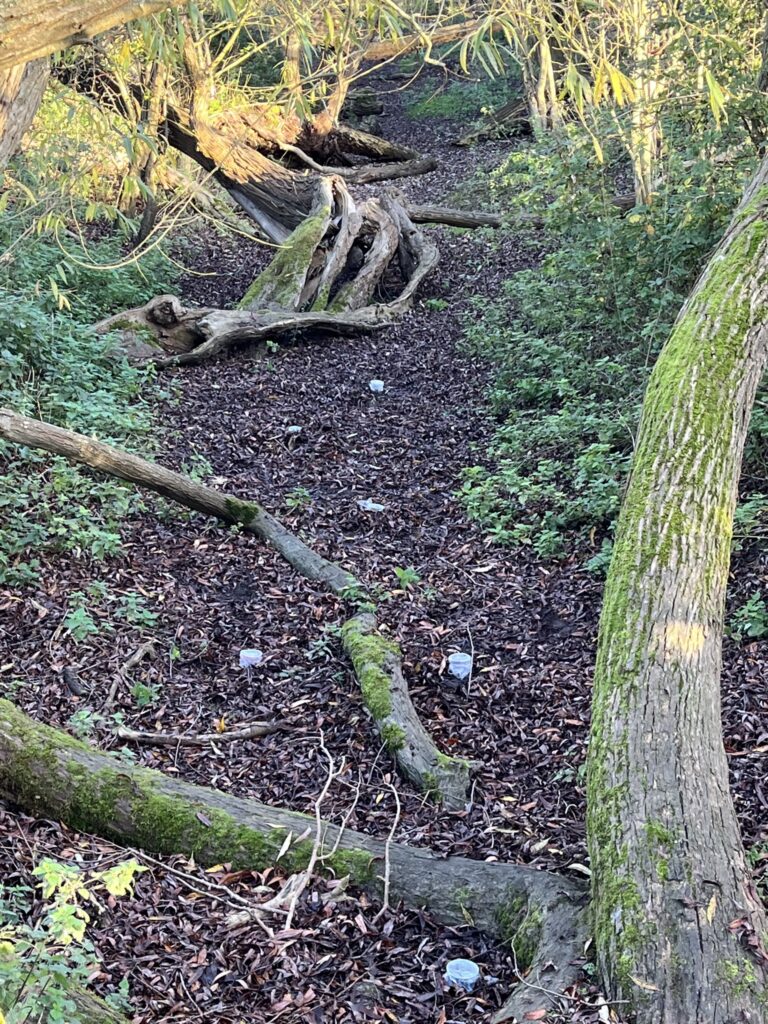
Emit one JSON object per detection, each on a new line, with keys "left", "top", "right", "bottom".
{"left": 444, "top": 958, "right": 481, "bottom": 991}
{"left": 448, "top": 652, "right": 473, "bottom": 680}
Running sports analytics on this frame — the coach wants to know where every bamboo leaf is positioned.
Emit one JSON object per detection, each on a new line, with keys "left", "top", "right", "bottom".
{"left": 276, "top": 831, "right": 293, "bottom": 862}
{"left": 704, "top": 68, "right": 727, "bottom": 125}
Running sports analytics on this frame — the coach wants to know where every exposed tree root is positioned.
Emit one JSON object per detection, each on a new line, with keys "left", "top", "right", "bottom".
{"left": 98, "top": 178, "right": 440, "bottom": 370}
{"left": 0, "top": 408, "right": 467, "bottom": 807}
{"left": 492, "top": 907, "right": 589, "bottom": 1023}
{"left": 0, "top": 695, "right": 588, "bottom": 1020}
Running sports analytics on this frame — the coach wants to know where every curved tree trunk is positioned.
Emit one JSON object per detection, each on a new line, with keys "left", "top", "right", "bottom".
{"left": 588, "top": 158, "right": 768, "bottom": 1021}
{"left": 0, "top": 58, "right": 48, "bottom": 165}
{"left": 57, "top": 53, "right": 436, "bottom": 244}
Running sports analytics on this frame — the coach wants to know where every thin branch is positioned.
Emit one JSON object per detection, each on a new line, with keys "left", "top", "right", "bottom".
{"left": 116, "top": 720, "right": 281, "bottom": 746}
{"left": 284, "top": 733, "right": 340, "bottom": 931}
{"left": 373, "top": 781, "right": 401, "bottom": 921}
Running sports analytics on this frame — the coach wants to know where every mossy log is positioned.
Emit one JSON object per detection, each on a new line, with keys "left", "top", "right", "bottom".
{"left": 0, "top": 697, "right": 588, "bottom": 1020}
{"left": 0, "top": 409, "right": 468, "bottom": 807}
{"left": 587, "top": 156, "right": 768, "bottom": 1021}
{"left": 341, "top": 613, "right": 471, "bottom": 810}
{"left": 238, "top": 184, "right": 333, "bottom": 312}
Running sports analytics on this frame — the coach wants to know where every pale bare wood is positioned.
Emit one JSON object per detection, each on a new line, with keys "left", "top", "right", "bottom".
{"left": 116, "top": 721, "right": 281, "bottom": 746}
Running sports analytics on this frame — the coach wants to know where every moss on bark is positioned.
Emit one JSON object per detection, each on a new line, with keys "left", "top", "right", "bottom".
{"left": 341, "top": 615, "right": 399, "bottom": 721}
{"left": 586, "top": 172, "right": 768, "bottom": 1020}
{"left": 0, "top": 699, "right": 376, "bottom": 882}
{"left": 239, "top": 207, "right": 331, "bottom": 311}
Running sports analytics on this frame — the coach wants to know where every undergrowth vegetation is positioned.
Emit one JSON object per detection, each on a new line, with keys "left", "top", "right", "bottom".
{"left": 461, "top": 115, "right": 768, "bottom": 563}
{"left": 0, "top": 214, "right": 176, "bottom": 586}
{"left": 407, "top": 73, "right": 514, "bottom": 121}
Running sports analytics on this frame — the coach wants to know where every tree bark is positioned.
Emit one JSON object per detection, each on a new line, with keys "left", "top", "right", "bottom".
{"left": 0, "top": 58, "right": 47, "bottom": 165}
{"left": 0, "top": 0, "right": 184, "bottom": 70}
{"left": 404, "top": 203, "right": 501, "bottom": 229}
{"left": 0, "top": 695, "right": 588, "bottom": 1020}
{"left": 588, "top": 156, "right": 768, "bottom": 1021}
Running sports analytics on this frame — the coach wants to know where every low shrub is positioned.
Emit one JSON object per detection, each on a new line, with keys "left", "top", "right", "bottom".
{"left": 461, "top": 118, "right": 767, "bottom": 562}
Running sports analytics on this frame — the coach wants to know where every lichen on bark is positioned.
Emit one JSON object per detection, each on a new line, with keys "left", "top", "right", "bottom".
{"left": 586, "top": 167, "right": 768, "bottom": 1022}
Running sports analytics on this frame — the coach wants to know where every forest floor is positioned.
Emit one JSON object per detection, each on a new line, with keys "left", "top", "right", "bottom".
{"left": 2, "top": 67, "right": 768, "bottom": 1024}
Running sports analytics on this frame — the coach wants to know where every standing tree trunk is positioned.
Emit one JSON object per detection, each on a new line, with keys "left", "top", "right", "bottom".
{"left": 588, "top": 157, "right": 768, "bottom": 1020}
{"left": 0, "top": 58, "right": 47, "bottom": 165}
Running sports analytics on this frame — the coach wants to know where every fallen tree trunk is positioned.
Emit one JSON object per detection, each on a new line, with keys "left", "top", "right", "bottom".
{"left": 404, "top": 203, "right": 501, "bottom": 229}
{"left": 57, "top": 53, "right": 438, "bottom": 245}
{"left": 342, "top": 614, "right": 471, "bottom": 809}
{"left": 0, "top": 408, "right": 469, "bottom": 807}
{"left": 0, "top": 697, "right": 588, "bottom": 1020}
{"left": 0, "top": 407, "right": 354, "bottom": 594}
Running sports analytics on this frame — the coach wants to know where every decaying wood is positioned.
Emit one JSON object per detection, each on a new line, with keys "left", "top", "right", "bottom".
{"left": 455, "top": 96, "right": 530, "bottom": 147}
{"left": 95, "top": 293, "right": 211, "bottom": 361}
{"left": 0, "top": 407, "right": 354, "bottom": 593}
{"left": 96, "top": 182, "right": 439, "bottom": 369}
{"left": 133, "top": 306, "right": 387, "bottom": 371}
{"left": 299, "top": 184, "right": 362, "bottom": 310}
{"left": 404, "top": 203, "right": 501, "bottom": 229}
{"left": 0, "top": 408, "right": 468, "bottom": 806}
{"left": 0, "top": 694, "right": 589, "bottom": 1021}
{"left": 57, "top": 54, "right": 437, "bottom": 246}
{"left": 330, "top": 198, "right": 399, "bottom": 312}
{"left": 341, "top": 613, "right": 472, "bottom": 810}
{"left": 116, "top": 721, "right": 280, "bottom": 746}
